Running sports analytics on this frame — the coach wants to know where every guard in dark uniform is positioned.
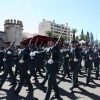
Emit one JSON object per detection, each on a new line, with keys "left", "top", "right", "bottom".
{"left": 61, "top": 42, "right": 70, "bottom": 80}
{"left": 0, "top": 46, "right": 4, "bottom": 72}
{"left": 0, "top": 41, "right": 16, "bottom": 89}
{"left": 44, "top": 38, "right": 62, "bottom": 100}
{"left": 69, "top": 41, "right": 80, "bottom": 91}
{"left": 13, "top": 41, "right": 33, "bottom": 95}
{"left": 29, "top": 44, "right": 37, "bottom": 80}
{"left": 13, "top": 45, "right": 20, "bottom": 79}
{"left": 83, "top": 44, "right": 93, "bottom": 85}
{"left": 93, "top": 44, "right": 100, "bottom": 79}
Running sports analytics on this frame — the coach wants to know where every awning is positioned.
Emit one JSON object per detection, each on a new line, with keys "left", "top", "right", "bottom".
{"left": 24, "top": 35, "right": 63, "bottom": 46}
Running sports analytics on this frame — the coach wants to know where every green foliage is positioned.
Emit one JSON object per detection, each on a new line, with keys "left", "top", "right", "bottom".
{"left": 45, "top": 30, "right": 67, "bottom": 41}
{"left": 75, "top": 36, "right": 79, "bottom": 41}
{"left": 84, "top": 34, "right": 90, "bottom": 42}
{"left": 45, "top": 30, "right": 53, "bottom": 37}
{"left": 52, "top": 34, "right": 59, "bottom": 38}
{"left": 71, "top": 28, "right": 77, "bottom": 40}
{"left": 81, "top": 29, "right": 84, "bottom": 35}
{"left": 61, "top": 35, "right": 67, "bottom": 41}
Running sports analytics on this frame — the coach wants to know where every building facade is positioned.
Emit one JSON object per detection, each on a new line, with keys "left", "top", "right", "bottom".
{"left": 38, "top": 19, "right": 73, "bottom": 42}
{"left": 0, "top": 19, "right": 23, "bottom": 46}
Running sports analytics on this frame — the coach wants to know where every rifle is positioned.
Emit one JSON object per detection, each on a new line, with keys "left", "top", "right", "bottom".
{"left": 34, "top": 38, "right": 38, "bottom": 47}
{"left": 4, "top": 38, "right": 17, "bottom": 58}
{"left": 55, "top": 28, "right": 65, "bottom": 46}
{"left": 40, "top": 41, "right": 43, "bottom": 46}
{"left": 26, "top": 36, "right": 34, "bottom": 48}
{"left": 9, "top": 38, "right": 17, "bottom": 49}
{"left": 50, "top": 28, "right": 65, "bottom": 60}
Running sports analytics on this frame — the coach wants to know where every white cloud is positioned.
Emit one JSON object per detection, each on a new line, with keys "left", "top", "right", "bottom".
{"left": 27, "top": 3, "right": 31, "bottom": 8}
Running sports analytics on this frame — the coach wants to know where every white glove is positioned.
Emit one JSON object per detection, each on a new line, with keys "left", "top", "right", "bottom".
{"left": 7, "top": 51, "right": 11, "bottom": 55}
{"left": 19, "top": 60, "right": 24, "bottom": 63}
{"left": 74, "top": 58, "right": 78, "bottom": 62}
{"left": 48, "top": 59, "right": 53, "bottom": 64}
{"left": 98, "top": 56, "right": 100, "bottom": 58}
{"left": 30, "top": 52, "right": 33, "bottom": 56}
{"left": 31, "top": 57, "right": 34, "bottom": 59}
{"left": 66, "top": 54, "right": 69, "bottom": 57}
{"left": 42, "top": 47, "right": 44, "bottom": 49}
{"left": 30, "top": 52, "right": 35, "bottom": 56}
{"left": 89, "top": 57, "right": 92, "bottom": 60}
{"left": 3, "top": 58, "right": 6, "bottom": 61}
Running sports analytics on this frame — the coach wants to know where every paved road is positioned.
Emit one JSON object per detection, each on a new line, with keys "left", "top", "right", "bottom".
{"left": 0, "top": 65, "right": 100, "bottom": 100}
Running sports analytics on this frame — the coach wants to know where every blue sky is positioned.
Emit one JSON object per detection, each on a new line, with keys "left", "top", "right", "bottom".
{"left": 0, "top": 0, "right": 100, "bottom": 40}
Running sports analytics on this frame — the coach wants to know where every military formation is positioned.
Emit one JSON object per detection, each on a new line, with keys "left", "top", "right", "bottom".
{"left": 0, "top": 38, "right": 100, "bottom": 100}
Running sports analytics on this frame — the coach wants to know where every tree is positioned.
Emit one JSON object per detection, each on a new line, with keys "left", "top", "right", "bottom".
{"left": 87, "top": 31, "right": 89, "bottom": 37}
{"left": 52, "top": 33, "right": 59, "bottom": 38}
{"left": 75, "top": 36, "right": 79, "bottom": 41}
{"left": 71, "top": 28, "right": 77, "bottom": 41}
{"left": 84, "top": 34, "right": 90, "bottom": 43}
{"left": 80, "top": 29, "right": 85, "bottom": 40}
{"left": 61, "top": 35, "right": 67, "bottom": 41}
{"left": 81, "top": 29, "right": 84, "bottom": 35}
{"left": 45, "top": 30, "right": 53, "bottom": 37}
{"left": 90, "top": 32, "right": 94, "bottom": 44}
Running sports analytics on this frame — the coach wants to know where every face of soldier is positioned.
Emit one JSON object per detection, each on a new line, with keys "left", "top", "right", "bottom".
{"left": 71, "top": 43, "right": 76, "bottom": 48}
{"left": 20, "top": 44, "right": 25, "bottom": 49}
{"left": 4, "top": 44, "right": 9, "bottom": 49}
{"left": 47, "top": 41, "right": 54, "bottom": 47}
{"left": 85, "top": 46, "right": 89, "bottom": 50}
{"left": 64, "top": 45, "right": 68, "bottom": 49}
{"left": 95, "top": 46, "right": 98, "bottom": 50}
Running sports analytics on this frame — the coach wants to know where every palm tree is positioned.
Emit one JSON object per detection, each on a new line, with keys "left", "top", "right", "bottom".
{"left": 52, "top": 34, "right": 59, "bottom": 38}
{"left": 75, "top": 36, "right": 79, "bottom": 41}
{"left": 71, "top": 28, "right": 77, "bottom": 41}
{"left": 61, "top": 35, "right": 67, "bottom": 41}
{"left": 45, "top": 30, "right": 53, "bottom": 37}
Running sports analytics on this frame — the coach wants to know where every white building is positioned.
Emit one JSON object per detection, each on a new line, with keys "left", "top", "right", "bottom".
{"left": 38, "top": 19, "right": 73, "bottom": 42}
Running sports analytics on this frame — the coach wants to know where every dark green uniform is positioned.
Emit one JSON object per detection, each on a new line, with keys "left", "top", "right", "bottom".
{"left": 69, "top": 47, "right": 80, "bottom": 90}
{"left": 61, "top": 48, "right": 70, "bottom": 79}
{"left": 0, "top": 50, "right": 4, "bottom": 71}
{"left": 0, "top": 48, "right": 16, "bottom": 88}
{"left": 14, "top": 48, "right": 33, "bottom": 94}
{"left": 29, "top": 50, "right": 37, "bottom": 79}
{"left": 13, "top": 49, "right": 19, "bottom": 78}
{"left": 93, "top": 49, "right": 100, "bottom": 79}
{"left": 83, "top": 49, "right": 93, "bottom": 85}
{"left": 44, "top": 46, "right": 62, "bottom": 100}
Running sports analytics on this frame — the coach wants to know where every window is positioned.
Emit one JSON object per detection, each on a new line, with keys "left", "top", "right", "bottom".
{"left": 54, "top": 25, "right": 61, "bottom": 31}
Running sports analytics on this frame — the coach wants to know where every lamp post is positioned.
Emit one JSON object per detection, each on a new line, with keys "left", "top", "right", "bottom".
{"left": 96, "top": 29, "right": 100, "bottom": 40}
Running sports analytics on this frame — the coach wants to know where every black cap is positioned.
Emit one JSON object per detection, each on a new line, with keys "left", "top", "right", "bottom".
{"left": 71, "top": 40, "right": 77, "bottom": 44}
{"left": 47, "top": 38, "right": 55, "bottom": 42}
{"left": 63, "top": 42, "right": 69, "bottom": 46}
{"left": 4, "top": 41, "right": 11, "bottom": 45}
{"left": 16, "top": 45, "right": 20, "bottom": 48}
{"left": 20, "top": 41, "right": 27, "bottom": 46}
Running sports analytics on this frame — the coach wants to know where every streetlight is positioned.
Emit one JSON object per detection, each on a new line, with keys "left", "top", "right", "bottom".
{"left": 96, "top": 29, "right": 100, "bottom": 40}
